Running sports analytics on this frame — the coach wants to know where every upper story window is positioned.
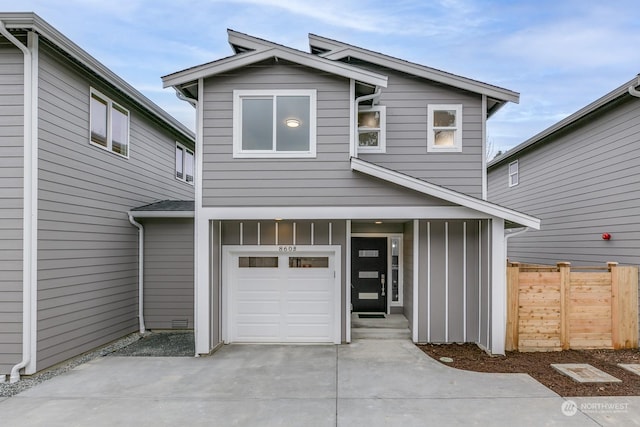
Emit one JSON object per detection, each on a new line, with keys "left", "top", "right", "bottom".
{"left": 176, "top": 142, "right": 194, "bottom": 184}
{"left": 233, "top": 89, "right": 317, "bottom": 158}
{"left": 90, "top": 88, "right": 129, "bottom": 158}
{"left": 358, "top": 105, "right": 386, "bottom": 153}
{"left": 427, "top": 104, "right": 462, "bottom": 153}
{"left": 509, "top": 160, "right": 519, "bottom": 187}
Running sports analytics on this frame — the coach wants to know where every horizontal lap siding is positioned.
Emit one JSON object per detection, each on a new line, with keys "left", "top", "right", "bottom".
{"left": 35, "top": 42, "right": 194, "bottom": 371}
{"left": 142, "top": 219, "right": 194, "bottom": 329}
{"left": 353, "top": 64, "right": 484, "bottom": 198}
{"left": 488, "top": 96, "right": 640, "bottom": 266}
{"left": 201, "top": 59, "right": 452, "bottom": 208}
{"left": 0, "top": 40, "right": 24, "bottom": 374}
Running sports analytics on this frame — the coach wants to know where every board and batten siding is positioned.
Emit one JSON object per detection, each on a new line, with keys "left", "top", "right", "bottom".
{"left": 141, "top": 218, "right": 194, "bottom": 329}
{"left": 416, "top": 220, "right": 485, "bottom": 345}
{"left": 201, "top": 59, "right": 455, "bottom": 208}
{"left": 0, "top": 39, "right": 25, "bottom": 374}
{"left": 34, "top": 41, "right": 194, "bottom": 371}
{"left": 352, "top": 61, "right": 485, "bottom": 198}
{"left": 488, "top": 95, "right": 640, "bottom": 267}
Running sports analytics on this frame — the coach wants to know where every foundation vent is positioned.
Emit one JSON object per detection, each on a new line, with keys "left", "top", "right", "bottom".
{"left": 171, "top": 319, "right": 189, "bottom": 329}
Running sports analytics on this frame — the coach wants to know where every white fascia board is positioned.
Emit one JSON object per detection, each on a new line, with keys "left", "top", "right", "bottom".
{"left": 163, "top": 47, "right": 388, "bottom": 89}
{"left": 0, "top": 13, "right": 194, "bottom": 141}
{"left": 309, "top": 34, "right": 518, "bottom": 103}
{"left": 198, "top": 205, "right": 489, "bottom": 220}
{"left": 127, "top": 211, "right": 194, "bottom": 219}
{"left": 351, "top": 158, "right": 540, "bottom": 229}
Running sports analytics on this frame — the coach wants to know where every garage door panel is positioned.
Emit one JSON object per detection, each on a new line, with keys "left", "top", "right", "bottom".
{"left": 228, "top": 249, "right": 337, "bottom": 343}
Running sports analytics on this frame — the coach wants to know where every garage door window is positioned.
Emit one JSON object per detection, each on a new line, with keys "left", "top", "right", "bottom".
{"left": 239, "top": 257, "right": 279, "bottom": 268}
{"left": 289, "top": 257, "right": 329, "bottom": 268}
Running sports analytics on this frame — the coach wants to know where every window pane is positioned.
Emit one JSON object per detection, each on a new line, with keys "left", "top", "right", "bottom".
{"left": 289, "top": 257, "right": 329, "bottom": 268}
{"left": 90, "top": 94, "right": 108, "bottom": 147}
{"left": 111, "top": 105, "right": 129, "bottom": 156}
{"left": 185, "top": 150, "right": 194, "bottom": 182}
{"left": 434, "top": 129, "right": 455, "bottom": 146}
{"left": 276, "top": 96, "right": 310, "bottom": 151}
{"left": 433, "top": 110, "right": 456, "bottom": 127}
{"left": 242, "top": 98, "right": 273, "bottom": 150}
{"left": 176, "top": 146, "right": 184, "bottom": 179}
{"left": 358, "top": 111, "right": 380, "bottom": 129}
{"left": 239, "top": 257, "right": 278, "bottom": 268}
{"left": 358, "top": 131, "right": 379, "bottom": 147}
{"left": 509, "top": 162, "right": 518, "bottom": 174}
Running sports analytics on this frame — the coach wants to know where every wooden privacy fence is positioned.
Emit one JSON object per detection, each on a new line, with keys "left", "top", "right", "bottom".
{"left": 506, "top": 262, "right": 638, "bottom": 352}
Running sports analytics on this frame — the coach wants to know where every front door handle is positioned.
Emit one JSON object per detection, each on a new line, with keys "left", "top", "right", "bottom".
{"left": 381, "top": 274, "right": 386, "bottom": 297}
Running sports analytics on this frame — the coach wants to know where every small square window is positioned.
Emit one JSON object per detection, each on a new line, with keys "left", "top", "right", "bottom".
{"left": 233, "top": 90, "right": 316, "bottom": 158}
{"left": 357, "top": 105, "right": 386, "bottom": 153}
{"left": 509, "top": 160, "right": 519, "bottom": 187}
{"left": 89, "top": 88, "right": 129, "bottom": 158}
{"left": 427, "top": 104, "right": 462, "bottom": 152}
{"left": 176, "top": 142, "right": 194, "bottom": 185}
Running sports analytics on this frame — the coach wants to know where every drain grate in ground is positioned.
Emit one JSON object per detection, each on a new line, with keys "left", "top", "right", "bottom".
{"left": 551, "top": 363, "right": 621, "bottom": 383}
{"left": 618, "top": 364, "right": 640, "bottom": 377}
{"left": 358, "top": 314, "right": 386, "bottom": 319}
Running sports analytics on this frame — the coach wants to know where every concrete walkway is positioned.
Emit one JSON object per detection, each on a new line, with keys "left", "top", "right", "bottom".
{"left": 1, "top": 339, "right": 638, "bottom": 426}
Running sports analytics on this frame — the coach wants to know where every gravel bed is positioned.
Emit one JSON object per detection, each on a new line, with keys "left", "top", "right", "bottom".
{"left": 0, "top": 331, "right": 195, "bottom": 398}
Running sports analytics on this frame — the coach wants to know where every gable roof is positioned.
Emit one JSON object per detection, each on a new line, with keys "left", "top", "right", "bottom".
{"left": 308, "top": 33, "right": 519, "bottom": 116}
{"left": 351, "top": 157, "right": 540, "bottom": 229}
{"left": 489, "top": 75, "right": 640, "bottom": 169}
{"left": 162, "top": 29, "right": 388, "bottom": 91}
{"left": 0, "top": 12, "right": 194, "bottom": 141}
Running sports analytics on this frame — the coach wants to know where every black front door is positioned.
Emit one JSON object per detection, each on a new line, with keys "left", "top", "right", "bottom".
{"left": 351, "top": 237, "right": 387, "bottom": 312}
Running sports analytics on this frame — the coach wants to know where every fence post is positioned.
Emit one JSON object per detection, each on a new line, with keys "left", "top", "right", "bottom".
{"left": 558, "top": 262, "right": 571, "bottom": 350}
{"left": 506, "top": 262, "right": 520, "bottom": 351}
{"left": 610, "top": 262, "right": 620, "bottom": 349}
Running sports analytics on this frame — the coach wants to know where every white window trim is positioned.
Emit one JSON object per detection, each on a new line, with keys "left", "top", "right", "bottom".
{"left": 175, "top": 141, "right": 194, "bottom": 185}
{"left": 233, "top": 89, "right": 317, "bottom": 158}
{"left": 357, "top": 105, "right": 386, "bottom": 153}
{"left": 427, "top": 104, "right": 462, "bottom": 153}
{"left": 89, "top": 88, "right": 130, "bottom": 159}
{"left": 509, "top": 160, "right": 519, "bottom": 187}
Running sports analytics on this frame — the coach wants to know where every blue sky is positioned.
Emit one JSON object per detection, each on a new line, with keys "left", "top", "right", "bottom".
{"left": 3, "top": 0, "right": 639, "bottom": 154}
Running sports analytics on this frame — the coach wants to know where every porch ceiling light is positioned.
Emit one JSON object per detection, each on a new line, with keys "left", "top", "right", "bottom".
{"left": 285, "top": 118, "right": 300, "bottom": 128}
{"left": 375, "top": 221, "right": 383, "bottom": 224}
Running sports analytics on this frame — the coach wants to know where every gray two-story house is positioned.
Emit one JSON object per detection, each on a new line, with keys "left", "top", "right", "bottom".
{"left": 0, "top": 13, "right": 195, "bottom": 382}
{"left": 157, "top": 30, "right": 539, "bottom": 357}
{"left": 488, "top": 76, "right": 640, "bottom": 268}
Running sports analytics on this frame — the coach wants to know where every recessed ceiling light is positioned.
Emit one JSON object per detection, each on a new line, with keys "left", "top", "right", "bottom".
{"left": 375, "top": 221, "right": 383, "bottom": 224}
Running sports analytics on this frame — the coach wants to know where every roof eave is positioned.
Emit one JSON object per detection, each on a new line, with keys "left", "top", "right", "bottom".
{"left": 127, "top": 210, "right": 194, "bottom": 218}
{"left": 0, "top": 12, "right": 194, "bottom": 141}
{"left": 351, "top": 157, "right": 540, "bottom": 229}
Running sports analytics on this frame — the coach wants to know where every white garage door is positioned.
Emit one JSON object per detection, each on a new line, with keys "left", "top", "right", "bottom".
{"left": 225, "top": 248, "right": 339, "bottom": 343}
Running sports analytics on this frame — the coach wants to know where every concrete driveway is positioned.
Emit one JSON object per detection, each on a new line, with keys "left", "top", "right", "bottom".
{"left": 1, "top": 339, "right": 638, "bottom": 426}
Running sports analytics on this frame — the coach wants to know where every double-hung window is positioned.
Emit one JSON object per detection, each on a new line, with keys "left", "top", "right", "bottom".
{"left": 357, "top": 105, "right": 386, "bottom": 153}
{"left": 509, "top": 160, "right": 519, "bottom": 187}
{"left": 90, "top": 88, "right": 129, "bottom": 157}
{"left": 233, "top": 89, "right": 316, "bottom": 158}
{"left": 176, "top": 142, "right": 194, "bottom": 184}
{"left": 427, "top": 104, "right": 462, "bottom": 152}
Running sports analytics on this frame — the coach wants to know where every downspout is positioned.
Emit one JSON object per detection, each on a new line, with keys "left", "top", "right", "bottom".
{"left": 629, "top": 76, "right": 640, "bottom": 98}
{"left": 2, "top": 22, "right": 37, "bottom": 384}
{"left": 504, "top": 227, "right": 530, "bottom": 260}
{"left": 128, "top": 214, "right": 146, "bottom": 334}
{"left": 352, "top": 87, "right": 382, "bottom": 158}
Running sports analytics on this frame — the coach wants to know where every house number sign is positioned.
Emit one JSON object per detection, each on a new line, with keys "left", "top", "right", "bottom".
{"left": 278, "top": 246, "right": 297, "bottom": 252}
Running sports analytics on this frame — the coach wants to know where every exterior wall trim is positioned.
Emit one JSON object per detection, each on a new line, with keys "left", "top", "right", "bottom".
{"left": 490, "top": 217, "right": 506, "bottom": 355}
{"left": 412, "top": 220, "right": 419, "bottom": 342}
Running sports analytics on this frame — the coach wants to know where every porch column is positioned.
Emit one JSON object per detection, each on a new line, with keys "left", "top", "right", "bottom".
{"left": 194, "top": 216, "right": 211, "bottom": 354}
{"left": 490, "top": 217, "right": 506, "bottom": 355}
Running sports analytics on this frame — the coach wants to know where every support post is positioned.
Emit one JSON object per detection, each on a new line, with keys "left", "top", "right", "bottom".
{"left": 558, "top": 262, "right": 571, "bottom": 350}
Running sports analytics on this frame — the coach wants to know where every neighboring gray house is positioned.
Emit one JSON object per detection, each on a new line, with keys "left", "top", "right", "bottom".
{"left": 488, "top": 76, "right": 640, "bottom": 267}
{"left": 0, "top": 13, "right": 195, "bottom": 382}
{"left": 156, "top": 30, "right": 540, "bottom": 358}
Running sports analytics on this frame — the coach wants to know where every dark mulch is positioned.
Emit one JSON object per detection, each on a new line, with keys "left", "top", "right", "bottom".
{"left": 418, "top": 343, "right": 640, "bottom": 397}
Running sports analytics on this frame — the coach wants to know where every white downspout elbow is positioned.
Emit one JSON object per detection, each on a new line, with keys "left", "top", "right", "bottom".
{"left": 629, "top": 76, "right": 640, "bottom": 98}
{"left": 504, "top": 227, "right": 530, "bottom": 260}
{"left": 2, "top": 21, "right": 36, "bottom": 384}
{"left": 128, "top": 214, "right": 146, "bottom": 334}
{"left": 353, "top": 87, "right": 382, "bottom": 158}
